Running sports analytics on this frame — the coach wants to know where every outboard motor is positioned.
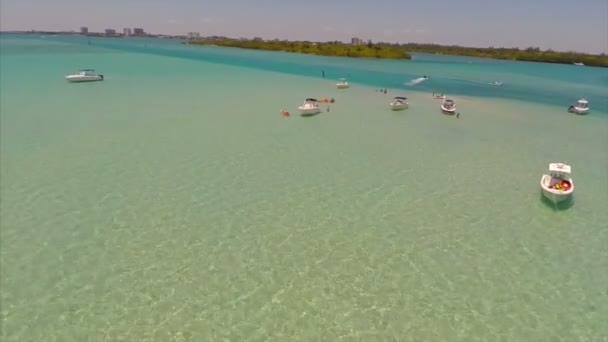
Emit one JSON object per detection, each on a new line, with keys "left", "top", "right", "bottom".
{"left": 100, "top": 75, "right": 104, "bottom": 80}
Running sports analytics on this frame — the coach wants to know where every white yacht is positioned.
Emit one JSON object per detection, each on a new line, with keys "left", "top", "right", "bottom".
{"left": 389, "top": 96, "right": 409, "bottom": 110}
{"left": 65, "top": 69, "right": 104, "bottom": 82}
{"left": 540, "top": 163, "right": 574, "bottom": 204}
{"left": 568, "top": 98, "right": 589, "bottom": 115}
{"left": 298, "top": 98, "right": 321, "bottom": 116}
{"left": 440, "top": 98, "right": 456, "bottom": 114}
{"left": 336, "top": 78, "right": 350, "bottom": 89}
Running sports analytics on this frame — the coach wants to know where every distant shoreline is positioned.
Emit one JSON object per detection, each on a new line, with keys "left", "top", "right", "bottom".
{"left": 3, "top": 31, "right": 606, "bottom": 67}
{"left": 187, "top": 38, "right": 608, "bottom": 67}
{"left": 186, "top": 38, "right": 411, "bottom": 60}
{"left": 397, "top": 43, "right": 608, "bottom": 68}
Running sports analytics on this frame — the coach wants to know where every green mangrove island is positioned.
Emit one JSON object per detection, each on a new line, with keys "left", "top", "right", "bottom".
{"left": 187, "top": 37, "right": 608, "bottom": 67}
{"left": 391, "top": 43, "right": 608, "bottom": 67}
{"left": 187, "top": 38, "right": 411, "bottom": 59}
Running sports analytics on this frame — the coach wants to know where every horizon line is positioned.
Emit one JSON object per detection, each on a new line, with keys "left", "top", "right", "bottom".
{"left": 1, "top": 29, "right": 605, "bottom": 56}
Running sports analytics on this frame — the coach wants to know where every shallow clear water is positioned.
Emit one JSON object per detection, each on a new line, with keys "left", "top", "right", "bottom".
{"left": 1, "top": 35, "right": 607, "bottom": 341}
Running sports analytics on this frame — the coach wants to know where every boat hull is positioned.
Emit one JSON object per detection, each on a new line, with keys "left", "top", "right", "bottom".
{"left": 298, "top": 107, "right": 321, "bottom": 116}
{"left": 540, "top": 174, "right": 573, "bottom": 203}
{"left": 569, "top": 107, "right": 589, "bottom": 115}
{"left": 390, "top": 103, "right": 408, "bottom": 111}
{"left": 65, "top": 76, "right": 104, "bottom": 82}
{"left": 337, "top": 84, "right": 349, "bottom": 89}
{"left": 441, "top": 106, "right": 456, "bottom": 115}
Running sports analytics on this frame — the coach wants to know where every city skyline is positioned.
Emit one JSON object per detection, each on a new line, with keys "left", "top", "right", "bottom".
{"left": 1, "top": 0, "right": 607, "bottom": 54}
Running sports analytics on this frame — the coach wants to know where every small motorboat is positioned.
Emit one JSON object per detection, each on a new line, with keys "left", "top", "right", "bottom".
{"left": 440, "top": 98, "right": 456, "bottom": 114}
{"left": 490, "top": 81, "right": 503, "bottom": 86}
{"left": 540, "top": 163, "right": 574, "bottom": 204}
{"left": 298, "top": 98, "right": 321, "bottom": 116}
{"left": 567, "top": 98, "right": 589, "bottom": 115}
{"left": 336, "top": 78, "right": 350, "bottom": 89}
{"left": 389, "top": 96, "right": 408, "bottom": 110}
{"left": 573, "top": 62, "right": 585, "bottom": 66}
{"left": 433, "top": 92, "right": 446, "bottom": 99}
{"left": 65, "top": 69, "right": 104, "bottom": 82}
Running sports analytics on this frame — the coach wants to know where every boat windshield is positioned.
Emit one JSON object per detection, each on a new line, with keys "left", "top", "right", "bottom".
{"left": 577, "top": 101, "right": 588, "bottom": 108}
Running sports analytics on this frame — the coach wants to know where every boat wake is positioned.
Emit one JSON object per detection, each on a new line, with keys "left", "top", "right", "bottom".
{"left": 439, "top": 76, "right": 503, "bottom": 87}
{"left": 405, "top": 76, "right": 429, "bottom": 86}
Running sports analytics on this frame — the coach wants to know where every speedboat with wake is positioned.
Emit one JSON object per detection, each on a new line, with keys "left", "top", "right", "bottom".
{"left": 65, "top": 69, "right": 104, "bottom": 82}
{"left": 406, "top": 75, "right": 428, "bottom": 86}
{"left": 298, "top": 98, "right": 321, "bottom": 116}
{"left": 389, "top": 97, "right": 408, "bottom": 110}
{"left": 567, "top": 98, "right": 589, "bottom": 115}
{"left": 440, "top": 98, "right": 456, "bottom": 114}
{"left": 336, "top": 78, "right": 350, "bottom": 89}
{"left": 540, "top": 163, "right": 574, "bottom": 204}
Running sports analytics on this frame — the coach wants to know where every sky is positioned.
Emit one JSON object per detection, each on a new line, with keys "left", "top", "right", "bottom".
{"left": 1, "top": 0, "right": 607, "bottom": 54}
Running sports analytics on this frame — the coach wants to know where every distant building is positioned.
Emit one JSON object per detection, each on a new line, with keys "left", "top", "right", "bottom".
{"left": 133, "top": 28, "right": 145, "bottom": 36}
{"left": 105, "top": 29, "right": 116, "bottom": 35}
{"left": 80, "top": 27, "right": 88, "bottom": 34}
{"left": 351, "top": 37, "right": 365, "bottom": 45}
{"left": 253, "top": 37, "right": 263, "bottom": 41}
{"left": 123, "top": 28, "right": 132, "bottom": 36}
{"left": 187, "top": 32, "right": 200, "bottom": 39}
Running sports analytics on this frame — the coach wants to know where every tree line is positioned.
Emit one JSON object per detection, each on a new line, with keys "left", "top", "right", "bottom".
{"left": 187, "top": 38, "right": 608, "bottom": 67}
{"left": 381, "top": 43, "right": 608, "bottom": 67}
{"left": 187, "top": 38, "right": 411, "bottom": 59}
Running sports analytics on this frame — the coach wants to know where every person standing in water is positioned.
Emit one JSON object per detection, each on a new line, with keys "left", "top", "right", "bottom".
{"left": 322, "top": 70, "right": 325, "bottom": 78}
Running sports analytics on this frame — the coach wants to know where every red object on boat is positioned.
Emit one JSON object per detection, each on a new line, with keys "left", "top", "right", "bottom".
{"left": 561, "top": 180, "right": 571, "bottom": 190}
{"left": 280, "top": 109, "right": 290, "bottom": 116}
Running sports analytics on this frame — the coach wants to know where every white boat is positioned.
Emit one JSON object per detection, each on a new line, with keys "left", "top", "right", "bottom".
{"left": 540, "top": 163, "right": 574, "bottom": 204}
{"left": 573, "top": 62, "right": 585, "bottom": 66}
{"left": 390, "top": 96, "right": 409, "bottom": 110}
{"left": 490, "top": 81, "right": 503, "bottom": 86}
{"left": 298, "top": 98, "right": 321, "bottom": 116}
{"left": 65, "top": 69, "right": 104, "bottom": 82}
{"left": 440, "top": 98, "right": 456, "bottom": 114}
{"left": 336, "top": 78, "right": 350, "bottom": 89}
{"left": 568, "top": 98, "right": 589, "bottom": 115}
{"left": 433, "top": 92, "right": 446, "bottom": 99}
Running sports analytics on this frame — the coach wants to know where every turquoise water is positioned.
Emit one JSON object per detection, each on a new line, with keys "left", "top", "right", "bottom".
{"left": 1, "top": 35, "right": 607, "bottom": 341}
